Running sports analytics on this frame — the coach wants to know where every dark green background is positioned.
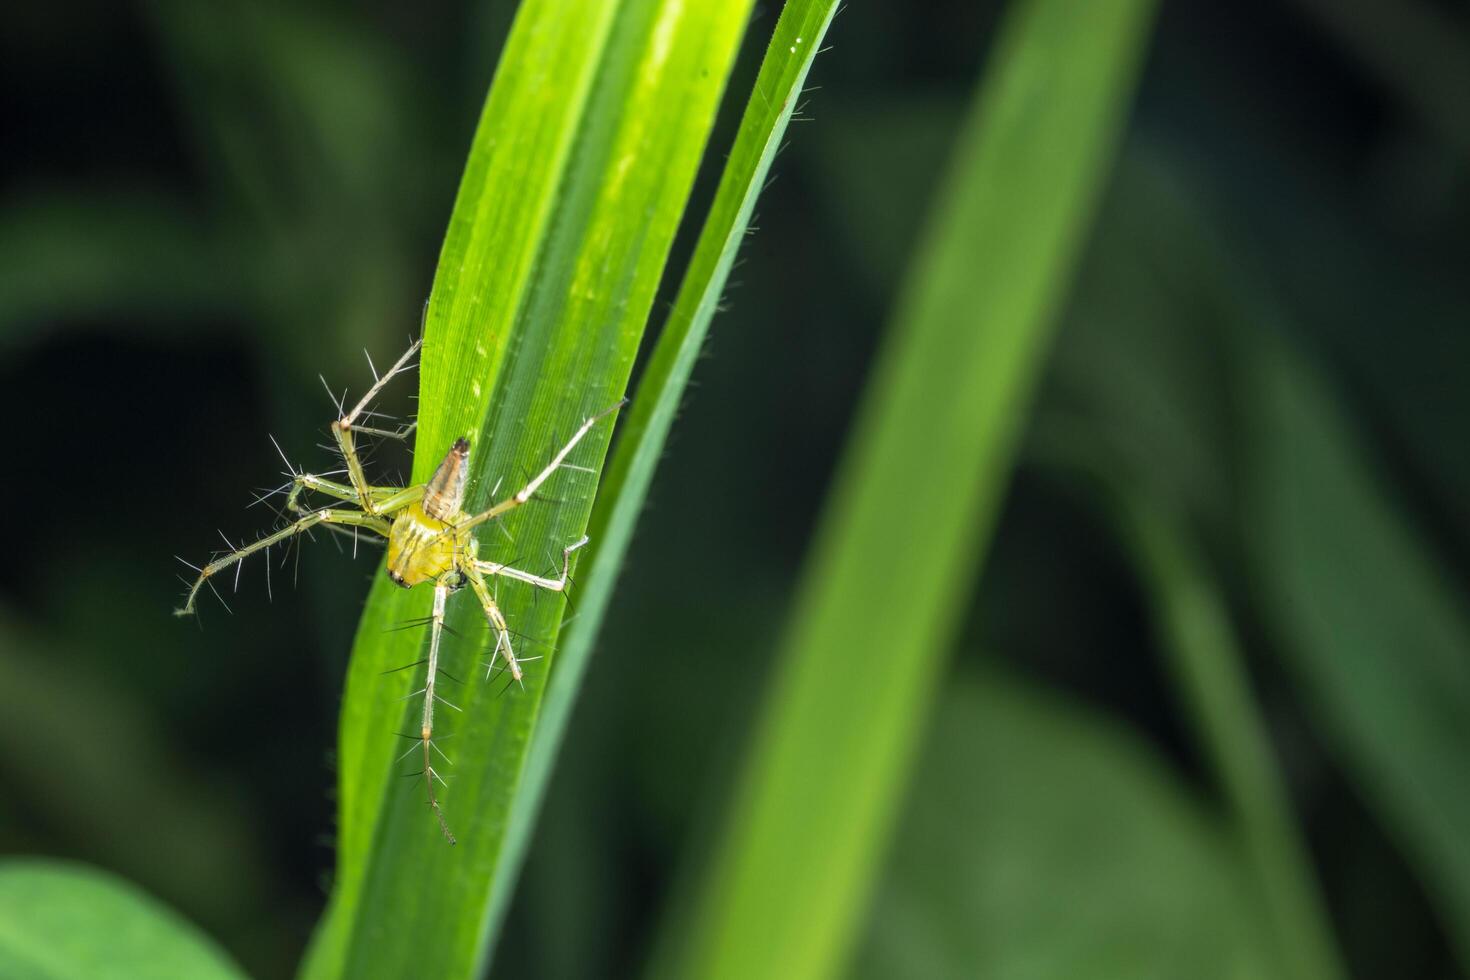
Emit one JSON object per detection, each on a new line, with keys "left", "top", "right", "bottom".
{"left": 2, "top": 1, "right": 1466, "bottom": 977}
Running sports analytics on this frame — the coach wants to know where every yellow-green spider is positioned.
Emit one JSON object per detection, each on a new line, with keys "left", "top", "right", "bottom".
{"left": 175, "top": 339, "right": 622, "bottom": 841}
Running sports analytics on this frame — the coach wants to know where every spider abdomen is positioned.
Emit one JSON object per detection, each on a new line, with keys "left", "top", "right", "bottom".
{"left": 422, "top": 437, "right": 470, "bottom": 520}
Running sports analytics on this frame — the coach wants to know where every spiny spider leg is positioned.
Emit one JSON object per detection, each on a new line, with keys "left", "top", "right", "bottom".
{"left": 464, "top": 536, "right": 586, "bottom": 687}
{"left": 283, "top": 473, "right": 424, "bottom": 516}
{"left": 476, "top": 536, "right": 588, "bottom": 592}
{"left": 286, "top": 474, "right": 392, "bottom": 511}
{"left": 465, "top": 565, "right": 525, "bottom": 686}
{"left": 456, "top": 400, "right": 625, "bottom": 533}
{"left": 329, "top": 339, "right": 421, "bottom": 512}
{"left": 347, "top": 420, "right": 418, "bottom": 440}
{"left": 420, "top": 581, "right": 457, "bottom": 844}
{"left": 175, "top": 509, "right": 390, "bottom": 616}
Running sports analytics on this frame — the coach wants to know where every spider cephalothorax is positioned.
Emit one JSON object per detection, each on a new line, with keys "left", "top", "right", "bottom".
{"left": 176, "top": 340, "right": 621, "bottom": 842}
{"left": 386, "top": 438, "right": 475, "bottom": 589}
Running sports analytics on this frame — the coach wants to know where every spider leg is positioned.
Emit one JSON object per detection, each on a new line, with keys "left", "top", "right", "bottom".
{"left": 347, "top": 420, "right": 418, "bottom": 441}
{"left": 465, "top": 564, "right": 526, "bottom": 686}
{"left": 283, "top": 473, "right": 417, "bottom": 515}
{"left": 419, "top": 580, "right": 457, "bottom": 844}
{"left": 287, "top": 474, "right": 359, "bottom": 508}
{"left": 456, "top": 400, "right": 625, "bottom": 533}
{"left": 175, "top": 509, "right": 390, "bottom": 616}
{"left": 475, "top": 536, "right": 588, "bottom": 593}
{"left": 329, "top": 339, "right": 421, "bottom": 513}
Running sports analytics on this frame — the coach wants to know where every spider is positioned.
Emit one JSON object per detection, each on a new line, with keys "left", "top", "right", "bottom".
{"left": 175, "top": 339, "right": 622, "bottom": 841}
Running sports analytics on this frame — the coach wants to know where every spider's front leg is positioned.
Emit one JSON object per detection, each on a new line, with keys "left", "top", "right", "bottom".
{"left": 174, "top": 509, "right": 391, "bottom": 617}
{"left": 456, "top": 400, "right": 625, "bottom": 534}
{"left": 329, "top": 339, "right": 420, "bottom": 513}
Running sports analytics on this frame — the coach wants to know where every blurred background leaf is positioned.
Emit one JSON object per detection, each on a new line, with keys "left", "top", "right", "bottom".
{"left": 0, "top": 859, "right": 244, "bottom": 979}
{"left": 1031, "top": 145, "right": 1470, "bottom": 971}
{"left": 1100, "top": 493, "right": 1343, "bottom": 980}
{"left": 661, "top": 0, "right": 1156, "bottom": 976}
{"left": 1242, "top": 329, "right": 1470, "bottom": 966}
{"left": 856, "top": 671, "right": 1275, "bottom": 980}
{"left": 0, "top": 610, "right": 272, "bottom": 951}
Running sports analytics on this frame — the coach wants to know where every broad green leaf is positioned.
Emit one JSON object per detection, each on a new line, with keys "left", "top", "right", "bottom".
{"left": 0, "top": 860, "right": 243, "bottom": 980}
{"left": 480, "top": 0, "right": 843, "bottom": 961}
{"left": 302, "top": 1, "right": 754, "bottom": 977}
{"left": 661, "top": 0, "right": 1158, "bottom": 976}
{"left": 856, "top": 673, "right": 1274, "bottom": 979}
{"left": 1243, "top": 333, "right": 1470, "bottom": 967}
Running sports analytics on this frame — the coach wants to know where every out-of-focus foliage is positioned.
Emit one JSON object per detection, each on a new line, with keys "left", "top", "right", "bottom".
{"left": 1, "top": 0, "right": 1467, "bottom": 978}
{"left": 0, "top": 860, "right": 243, "bottom": 979}
{"left": 662, "top": 1, "right": 1155, "bottom": 977}
{"left": 858, "top": 672, "right": 1275, "bottom": 979}
{"left": 1244, "top": 329, "right": 1470, "bottom": 965}
{"left": 1032, "top": 149, "right": 1470, "bottom": 969}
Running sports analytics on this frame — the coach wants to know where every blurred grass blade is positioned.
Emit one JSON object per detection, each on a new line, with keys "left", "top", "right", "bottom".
{"left": 0, "top": 860, "right": 244, "bottom": 980}
{"left": 1244, "top": 333, "right": 1470, "bottom": 967}
{"left": 1067, "top": 152, "right": 1470, "bottom": 968}
{"left": 481, "top": 0, "right": 841, "bottom": 961}
{"left": 302, "top": 1, "right": 753, "bottom": 977}
{"left": 1116, "top": 498, "right": 1345, "bottom": 980}
{"left": 662, "top": 1, "right": 1157, "bottom": 977}
{"left": 1027, "top": 152, "right": 1345, "bottom": 980}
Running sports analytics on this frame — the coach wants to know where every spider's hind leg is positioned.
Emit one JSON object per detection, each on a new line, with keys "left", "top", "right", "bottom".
{"left": 465, "top": 565, "right": 528, "bottom": 686}
{"left": 415, "top": 580, "right": 458, "bottom": 844}
{"left": 476, "top": 536, "right": 588, "bottom": 593}
{"left": 464, "top": 536, "right": 589, "bottom": 687}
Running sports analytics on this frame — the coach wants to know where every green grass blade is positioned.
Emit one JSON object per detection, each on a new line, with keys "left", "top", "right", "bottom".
{"left": 0, "top": 860, "right": 244, "bottom": 980}
{"left": 302, "top": 1, "right": 754, "bottom": 976}
{"left": 480, "top": 0, "right": 841, "bottom": 961}
{"left": 661, "top": 1, "right": 1157, "bottom": 976}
